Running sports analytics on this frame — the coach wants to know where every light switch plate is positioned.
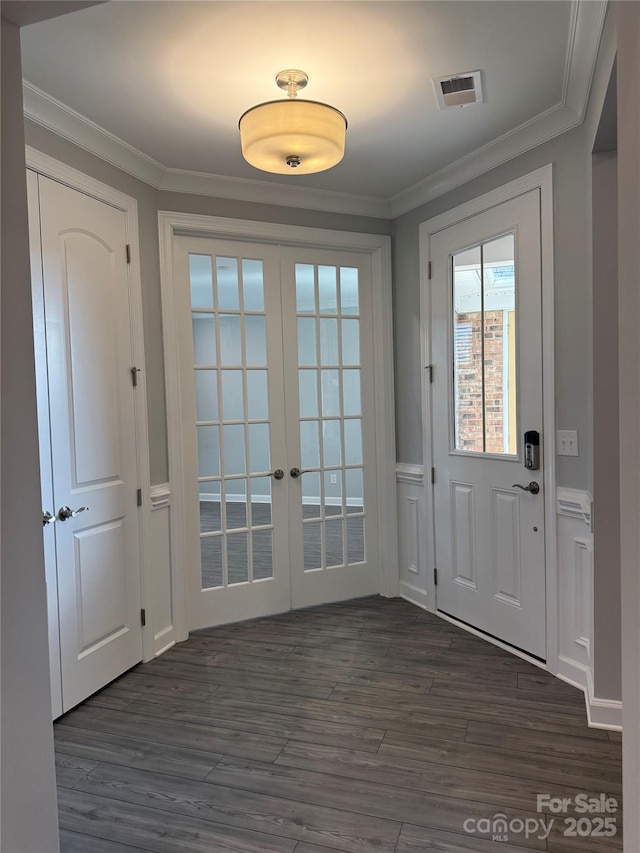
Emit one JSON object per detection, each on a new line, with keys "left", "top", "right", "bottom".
{"left": 557, "top": 430, "right": 579, "bottom": 456}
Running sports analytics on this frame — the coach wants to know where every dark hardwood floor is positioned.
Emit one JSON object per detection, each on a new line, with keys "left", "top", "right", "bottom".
{"left": 54, "top": 597, "right": 622, "bottom": 852}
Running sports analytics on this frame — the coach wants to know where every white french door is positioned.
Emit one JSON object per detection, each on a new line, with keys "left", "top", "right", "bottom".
{"left": 282, "top": 248, "right": 378, "bottom": 609}
{"left": 430, "top": 189, "right": 546, "bottom": 659}
{"left": 173, "top": 236, "right": 379, "bottom": 628}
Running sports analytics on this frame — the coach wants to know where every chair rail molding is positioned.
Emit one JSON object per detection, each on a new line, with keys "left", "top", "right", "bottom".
{"left": 396, "top": 463, "right": 425, "bottom": 486}
{"left": 150, "top": 483, "right": 171, "bottom": 511}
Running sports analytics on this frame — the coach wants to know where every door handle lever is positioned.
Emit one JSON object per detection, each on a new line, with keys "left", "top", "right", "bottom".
{"left": 42, "top": 510, "right": 56, "bottom": 527}
{"left": 512, "top": 482, "right": 540, "bottom": 495}
{"left": 58, "top": 505, "right": 89, "bottom": 521}
{"left": 290, "top": 467, "right": 312, "bottom": 479}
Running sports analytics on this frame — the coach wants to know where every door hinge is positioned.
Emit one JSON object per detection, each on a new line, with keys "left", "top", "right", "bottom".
{"left": 431, "top": 467, "right": 435, "bottom": 484}
{"left": 126, "top": 244, "right": 132, "bottom": 264}
{"left": 136, "top": 488, "right": 142, "bottom": 507}
{"left": 428, "top": 260, "right": 432, "bottom": 279}
{"left": 140, "top": 608, "right": 146, "bottom": 627}
{"left": 425, "top": 364, "right": 433, "bottom": 383}
{"left": 434, "top": 568, "right": 438, "bottom": 586}
{"left": 131, "top": 366, "right": 141, "bottom": 387}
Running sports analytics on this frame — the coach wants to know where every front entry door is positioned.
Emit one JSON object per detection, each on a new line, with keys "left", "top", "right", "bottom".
{"left": 29, "top": 172, "right": 143, "bottom": 714}
{"left": 430, "top": 189, "right": 546, "bottom": 659}
{"left": 173, "top": 237, "right": 379, "bottom": 629}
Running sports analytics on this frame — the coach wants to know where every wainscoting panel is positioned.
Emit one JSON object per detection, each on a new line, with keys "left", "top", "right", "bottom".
{"left": 149, "top": 484, "right": 178, "bottom": 656}
{"left": 396, "top": 465, "right": 427, "bottom": 608}
{"left": 555, "top": 488, "right": 621, "bottom": 729}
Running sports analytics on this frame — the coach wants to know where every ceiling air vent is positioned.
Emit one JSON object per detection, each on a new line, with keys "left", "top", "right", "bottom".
{"left": 433, "top": 71, "right": 483, "bottom": 109}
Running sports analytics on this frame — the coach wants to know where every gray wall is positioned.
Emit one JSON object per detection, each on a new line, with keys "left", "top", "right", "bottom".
{"left": 1, "top": 19, "right": 60, "bottom": 853}
{"left": 592, "top": 151, "right": 621, "bottom": 702}
{"left": 581, "top": 9, "right": 622, "bottom": 706}
{"left": 617, "top": 1, "right": 640, "bottom": 848}
{"left": 157, "top": 190, "right": 391, "bottom": 237}
{"left": 392, "top": 126, "right": 593, "bottom": 491}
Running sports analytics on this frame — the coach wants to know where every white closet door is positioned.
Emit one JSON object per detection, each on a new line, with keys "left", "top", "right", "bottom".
{"left": 35, "top": 174, "right": 143, "bottom": 711}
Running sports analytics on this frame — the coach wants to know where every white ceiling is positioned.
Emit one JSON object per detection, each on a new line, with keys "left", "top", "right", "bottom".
{"left": 19, "top": 1, "right": 606, "bottom": 215}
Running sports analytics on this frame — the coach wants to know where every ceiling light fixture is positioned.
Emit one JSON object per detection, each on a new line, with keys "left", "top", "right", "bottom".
{"left": 239, "top": 70, "right": 347, "bottom": 175}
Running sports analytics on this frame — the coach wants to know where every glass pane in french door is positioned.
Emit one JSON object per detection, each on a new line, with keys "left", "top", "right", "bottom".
{"left": 189, "top": 251, "right": 277, "bottom": 590}
{"left": 293, "top": 261, "right": 367, "bottom": 572}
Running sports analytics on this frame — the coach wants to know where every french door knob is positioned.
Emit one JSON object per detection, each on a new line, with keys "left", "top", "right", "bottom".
{"left": 290, "top": 467, "right": 312, "bottom": 478}
{"left": 512, "top": 482, "right": 540, "bottom": 495}
{"left": 58, "top": 505, "right": 89, "bottom": 521}
{"left": 271, "top": 469, "right": 285, "bottom": 480}
{"left": 42, "top": 510, "right": 55, "bottom": 527}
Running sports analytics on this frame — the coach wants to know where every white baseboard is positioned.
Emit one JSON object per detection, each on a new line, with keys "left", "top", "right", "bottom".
{"left": 557, "top": 655, "right": 622, "bottom": 730}
{"left": 399, "top": 585, "right": 429, "bottom": 610}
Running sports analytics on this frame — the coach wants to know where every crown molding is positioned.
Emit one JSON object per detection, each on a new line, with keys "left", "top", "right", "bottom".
{"left": 22, "top": 0, "right": 606, "bottom": 219}
{"left": 563, "top": 0, "right": 608, "bottom": 118}
{"left": 158, "top": 168, "right": 391, "bottom": 218}
{"left": 389, "top": 103, "right": 579, "bottom": 217}
{"left": 23, "top": 81, "right": 165, "bottom": 187}
{"left": 389, "top": 0, "right": 607, "bottom": 217}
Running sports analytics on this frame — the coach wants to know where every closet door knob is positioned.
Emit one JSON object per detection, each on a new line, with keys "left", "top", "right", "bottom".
{"left": 58, "top": 506, "right": 89, "bottom": 521}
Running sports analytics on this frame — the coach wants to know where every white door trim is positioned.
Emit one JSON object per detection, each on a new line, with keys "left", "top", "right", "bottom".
{"left": 158, "top": 211, "right": 397, "bottom": 632}
{"left": 25, "top": 146, "right": 155, "bottom": 663}
{"left": 418, "top": 164, "right": 557, "bottom": 670}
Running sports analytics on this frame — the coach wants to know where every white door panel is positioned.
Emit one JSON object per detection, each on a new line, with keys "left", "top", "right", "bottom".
{"left": 431, "top": 189, "right": 545, "bottom": 658}
{"left": 451, "top": 481, "right": 476, "bottom": 587}
{"left": 33, "top": 174, "right": 143, "bottom": 712}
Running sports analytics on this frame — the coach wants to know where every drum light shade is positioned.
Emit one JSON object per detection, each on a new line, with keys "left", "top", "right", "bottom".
{"left": 239, "top": 71, "right": 347, "bottom": 175}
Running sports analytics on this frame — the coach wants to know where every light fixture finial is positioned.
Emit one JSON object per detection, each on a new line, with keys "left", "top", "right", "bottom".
{"left": 275, "top": 69, "right": 309, "bottom": 100}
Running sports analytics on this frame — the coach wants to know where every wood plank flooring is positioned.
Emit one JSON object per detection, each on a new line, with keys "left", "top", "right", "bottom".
{"left": 55, "top": 597, "right": 623, "bottom": 853}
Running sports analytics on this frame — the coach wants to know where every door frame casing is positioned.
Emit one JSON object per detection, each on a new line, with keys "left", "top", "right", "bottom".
{"left": 158, "top": 211, "right": 396, "bottom": 633}
{"left": 25, "top": 147, "right": 155, "bottom": 664}
{"left": 418, "top": 164, "right": 557, "bottom": 672}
